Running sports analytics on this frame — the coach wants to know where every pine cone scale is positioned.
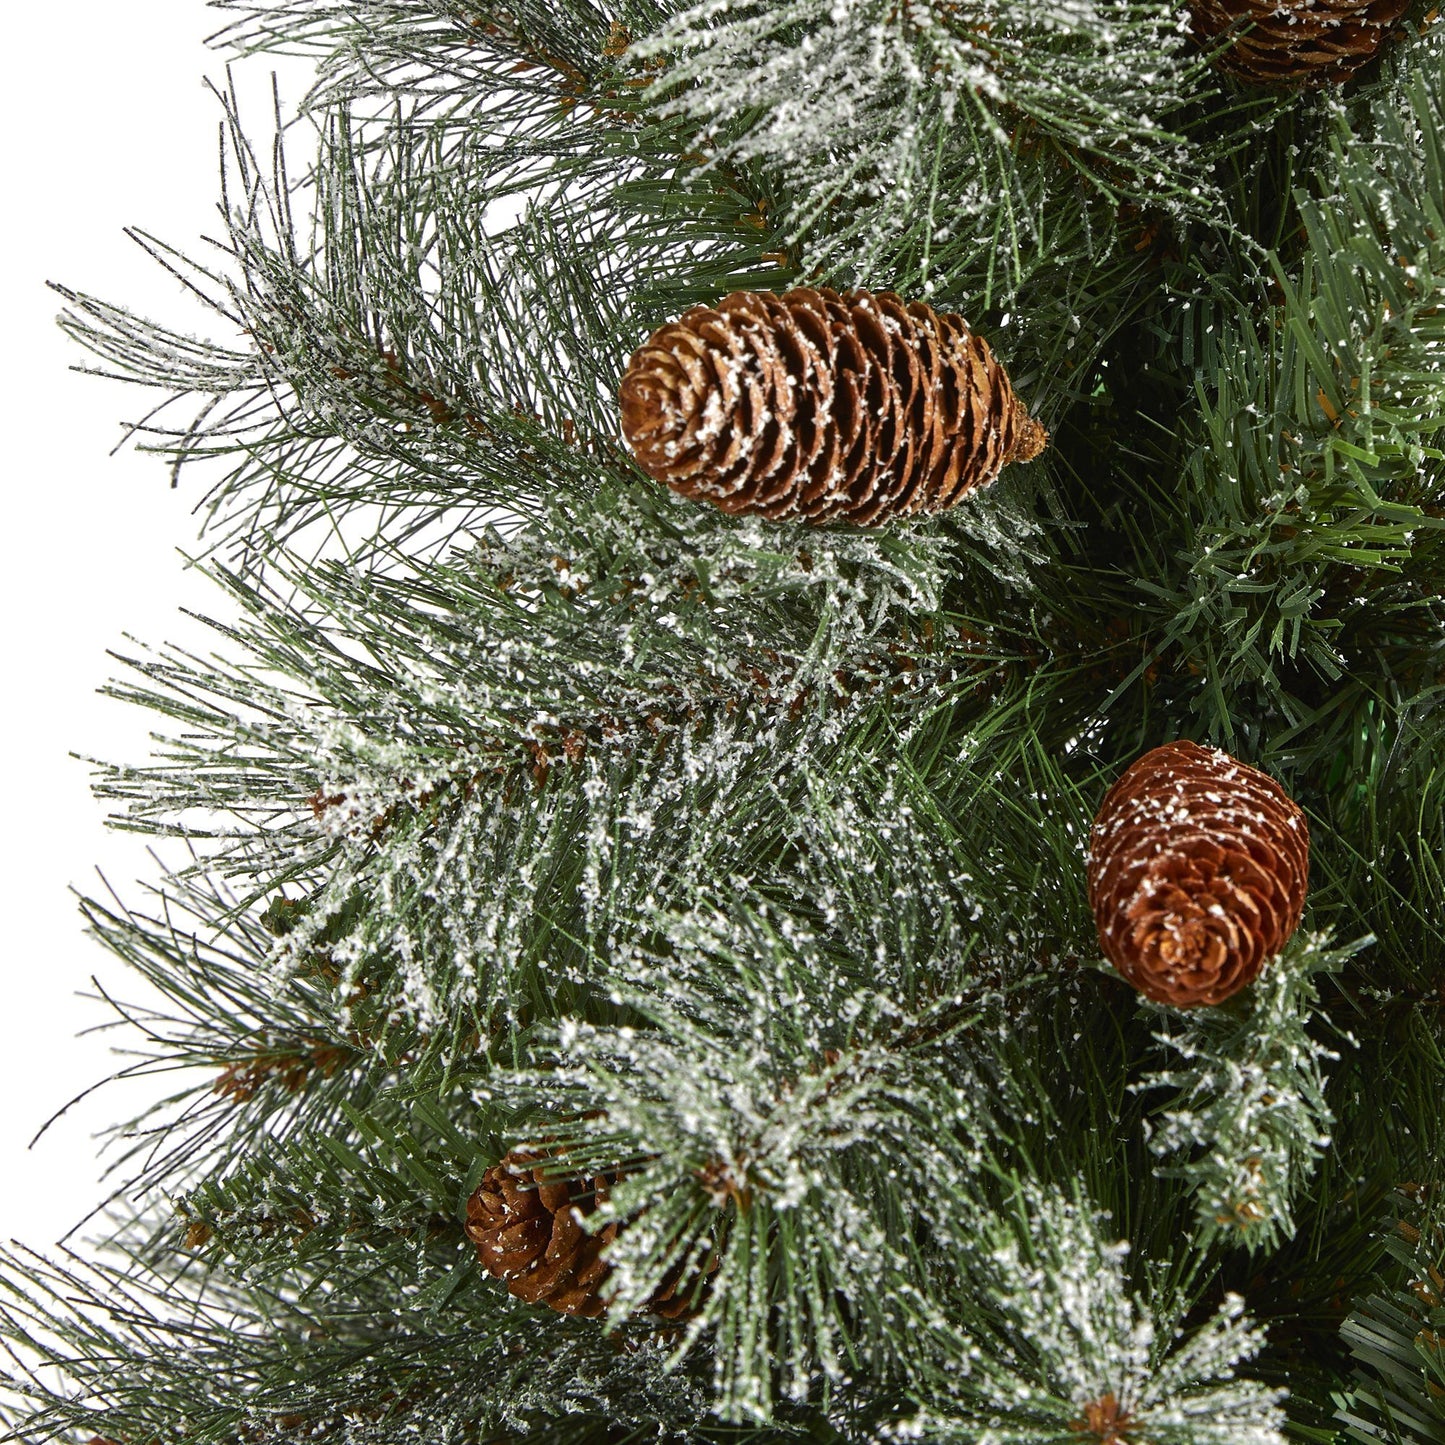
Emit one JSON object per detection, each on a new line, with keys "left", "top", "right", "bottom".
{"left": 480, "top": 1217, "right": 549, "bottom": 1274}
{"left": 765, "top": 304, "right": 831, "bottom": 499}
{"left": 903, "top": 317, "right": 944, "bottom": 494}
{"left": 857, "top": 293, "right": 916, "bottom": 517}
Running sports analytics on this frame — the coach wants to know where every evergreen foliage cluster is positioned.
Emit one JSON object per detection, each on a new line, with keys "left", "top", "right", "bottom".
{"left": 4, "top": 2, "right": 1445, "bottom": 1441}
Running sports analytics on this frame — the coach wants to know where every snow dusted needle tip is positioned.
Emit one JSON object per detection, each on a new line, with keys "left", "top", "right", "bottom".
{"left": 619, "top": 286, "right": 1045, "bottom": 526}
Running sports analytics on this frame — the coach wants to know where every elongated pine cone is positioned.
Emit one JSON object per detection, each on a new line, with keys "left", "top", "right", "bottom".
{"left": 466, "top": 1150, "right": 702, "bottom": 1319}
{"left": 1087, "top": 741, "right": 1309, "bottom": 1007}
{"left": 618, "top": 287, "right": 1045, "bottom": 525}
{"left": 1189, "top": 0, "right": 1410, "bottom": 85}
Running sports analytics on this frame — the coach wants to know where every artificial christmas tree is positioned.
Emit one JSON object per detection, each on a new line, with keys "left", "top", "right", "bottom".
{"left": 3, "top": 1, "right": 1445, "bottom": 1443}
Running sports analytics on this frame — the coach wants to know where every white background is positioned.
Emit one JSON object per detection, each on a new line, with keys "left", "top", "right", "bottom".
{"left": 0, "top": 5, "right": 310, "bottom": 1248}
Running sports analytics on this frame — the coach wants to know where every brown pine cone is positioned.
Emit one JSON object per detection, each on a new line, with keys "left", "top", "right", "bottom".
{"left": 1087, "top": 741, "right": 1309, "bottom": 1007}
{"left": 466, "top": 1149, "right": 714, "bottom": 1319}
{"left": 1188, "top": 0, "right": 1410, "bottom": 86}
{"left": 618, "top": 287, "right": 1045, "bottom": 526}
{"left": 466, "top": 1150, "right": 619, "bottom": 1317}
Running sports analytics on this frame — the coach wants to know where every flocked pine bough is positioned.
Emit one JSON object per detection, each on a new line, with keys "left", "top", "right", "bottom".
{"left": 2, "top": 1, "right": 1444, "bottom": 1442}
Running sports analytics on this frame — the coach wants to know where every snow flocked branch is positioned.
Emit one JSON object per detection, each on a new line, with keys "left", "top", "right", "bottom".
{"left": 894, "top": 1180, "right": 1289, "bottom": 1445}
{"left": 1135, "top": 930, "right": 1365, "bottom": 1252}
{"left": 632, "top": 0, "right": 1227, "bottom": 298}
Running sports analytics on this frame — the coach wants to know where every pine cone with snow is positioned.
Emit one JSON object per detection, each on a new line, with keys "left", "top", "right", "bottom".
{"left": 466, "top": 1150, "right": 619, "bottom": 1316}
{"left": 618, "top": 286, "right": 1045, "bottom": 525}
{"left": 1087, "top": 741, "right": 1310, "bottom": 1007}
{"left": 467, "top": 1149, "right": 708, "bottom": 1319}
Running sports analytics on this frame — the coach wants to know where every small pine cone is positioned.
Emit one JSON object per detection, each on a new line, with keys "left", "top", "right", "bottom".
{"left": 466, "top": 1150, "right": 619, "bottom": 1317}
{"left": 618, "top": 287, "right": 1045, "bottom": 526}
{"left": 1087, "top": 741, "right": 1309, "bottom": 1007}
{"left": 467, "top": 1150, "right": 713, "bottom": 1319}
{"left": 1188, "top": 0, "right": 1410, "bottom": 86}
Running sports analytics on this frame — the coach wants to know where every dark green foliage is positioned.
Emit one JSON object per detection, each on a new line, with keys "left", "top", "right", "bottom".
{"left": 1337, "top": 1193, "right": 1445, "bottom": 1444}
